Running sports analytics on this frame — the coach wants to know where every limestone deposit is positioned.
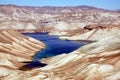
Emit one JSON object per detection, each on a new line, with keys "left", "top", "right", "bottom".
{"left": 0, "top": 5, "right": 120, "bottom": 34}
{"left": 0, "top": 29, "right": 120, "bottom": 80}
{"left": 0, "top": 30, "right": 45, "bottom": 70}
{"left": 60, "top": 27, "right": 120, "bottom": 41}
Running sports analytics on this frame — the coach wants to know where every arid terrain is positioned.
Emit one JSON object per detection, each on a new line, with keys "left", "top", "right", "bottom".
{"left": 0, "top": 4, "right": 120, "bottom": 34}
{"left": 0, "top": 5, "right": 120, "bottom": 80}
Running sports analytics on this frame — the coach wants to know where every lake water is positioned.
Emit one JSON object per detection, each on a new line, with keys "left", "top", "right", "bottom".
{"left": 21, "top": 33, "right": 84, "bottom": 69}
{"left": 23, "top": 33, "right": 84, "bottom": 59}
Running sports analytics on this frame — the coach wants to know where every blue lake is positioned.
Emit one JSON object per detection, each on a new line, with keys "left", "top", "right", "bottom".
{"left": 21, "top": 33, "right": 84, "bottom": 69}
{"left": 23, "top": 33, "right": 84, "bottom": 60}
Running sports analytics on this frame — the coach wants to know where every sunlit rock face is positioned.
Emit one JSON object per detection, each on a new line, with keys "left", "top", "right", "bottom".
{"left": 38, "top": 33, "right": 120, "bottom": 80}
{"left": 0, "top": 5, "right": 120, "bottom": 80}
{"left": 0, "top": 4, "right": 120, "bottom": 34}
{"left": 38, "top": 28, "right": 120, "bottom": 80}
{"left": 0, "top": 30, "right": 120, "bottom": 80}
{"left": 0, "top": 30, "right": 45, "bottom": 79}
{"left": 59, "top": 27, "right": 120, "bottom": 41}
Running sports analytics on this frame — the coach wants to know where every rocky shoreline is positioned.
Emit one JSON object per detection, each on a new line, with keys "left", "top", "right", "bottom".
{"left": 0, "top": 4, "right": 120, "bottom": 80}
{"left": 0, "top": 28, "right": 120, "bottom": 80}
{"left": 0, "top": 30, "right": 45, "bottom": 70}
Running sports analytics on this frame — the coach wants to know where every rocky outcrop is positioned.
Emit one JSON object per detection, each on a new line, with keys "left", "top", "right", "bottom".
{"left": 0, "top": 30, "right": 45, "bottom": 70}
{"left": 0, "top": 29, "right": 120, "bottom": 80}
{"left": 0, "top": 5, "right": 120, "bottom": 34}
{"left": 60, "top": 27, "right": 120, "bottom": 41}
{"left": 0, "top": 5, "right": 120, "bottom": 80}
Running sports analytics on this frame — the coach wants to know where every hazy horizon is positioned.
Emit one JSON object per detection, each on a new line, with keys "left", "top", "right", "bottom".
{"left": 0, "top": 0, "right": 120, "bottom": 10}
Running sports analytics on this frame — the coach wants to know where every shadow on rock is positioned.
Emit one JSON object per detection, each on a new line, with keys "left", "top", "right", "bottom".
{"left": 19, "top": 61, "right": 47, "bottom": 71}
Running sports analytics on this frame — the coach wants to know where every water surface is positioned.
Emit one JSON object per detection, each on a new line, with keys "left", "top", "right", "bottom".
{"left": 23, "top": 33, "right": 84, "bottom": 60}
{"left": 22, "top": 33, "right": 84, "bottom": 69}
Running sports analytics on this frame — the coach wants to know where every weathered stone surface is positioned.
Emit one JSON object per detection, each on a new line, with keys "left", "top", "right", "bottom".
{"left": 0, "top": 30, "right": 45, "bottom": 79}
{"left": 0, "top": 5, "right": 120, "bottom": 80}
{"left": 0, "top": 29, "right": 120, "bottom": 80}
{"left": 0, "top": 5, "right": 120, "bottom": 34}
{"left": 60, "top": 27, "right": 120, "bottom": 41}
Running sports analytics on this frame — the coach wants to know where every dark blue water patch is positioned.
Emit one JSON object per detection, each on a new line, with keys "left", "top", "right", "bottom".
{"left": 19, "top": 61, "right": 47, "bottom": 71}
{"left": 21, "top": 33, "right": 85, "bottom": 69}
{"left": 23, "top": 33, "right": 84, "bottom": 60}
{"left": 24, "top": 33, "right": 84, "bottom": 60}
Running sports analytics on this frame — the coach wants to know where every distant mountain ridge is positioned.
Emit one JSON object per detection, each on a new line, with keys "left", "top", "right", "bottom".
{"left": 0, "top": 4, "right": 120, "bottom": 33}
{"left": 0, "top": 4, "right": 116, "bottom": 12}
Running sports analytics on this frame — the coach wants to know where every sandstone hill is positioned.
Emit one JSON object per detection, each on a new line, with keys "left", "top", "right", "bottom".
{"left": 0, "top": 4, "right": 120, "bottom": 34}
{"left": 0, "top": 29, "right": 120, "bottom": 80}
{"left": 0, "top": 5, "right": 120, "bottom": 80}
{"left": 0, "top": 30, "right": 45, "bottom": 70}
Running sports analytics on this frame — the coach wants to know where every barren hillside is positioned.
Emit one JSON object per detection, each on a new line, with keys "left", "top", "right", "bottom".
{"left": 0, "top": 5, "right": 120, "bottom": 80}
{"left": 0, "top": 29, "right": 120, "bottom": 80}
{"left": 0, "top": 5, "right": 120, "bottom": 34}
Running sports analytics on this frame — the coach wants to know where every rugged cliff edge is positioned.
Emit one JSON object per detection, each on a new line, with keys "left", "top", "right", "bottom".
{"left": 0, "top": 30, "right": 45, "bottom": 75}
{"left": 0, "top": 29, "right": 120, "bottom": 80}
{"left": 40, "top": 28, "right": 120, "bottom": 80}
